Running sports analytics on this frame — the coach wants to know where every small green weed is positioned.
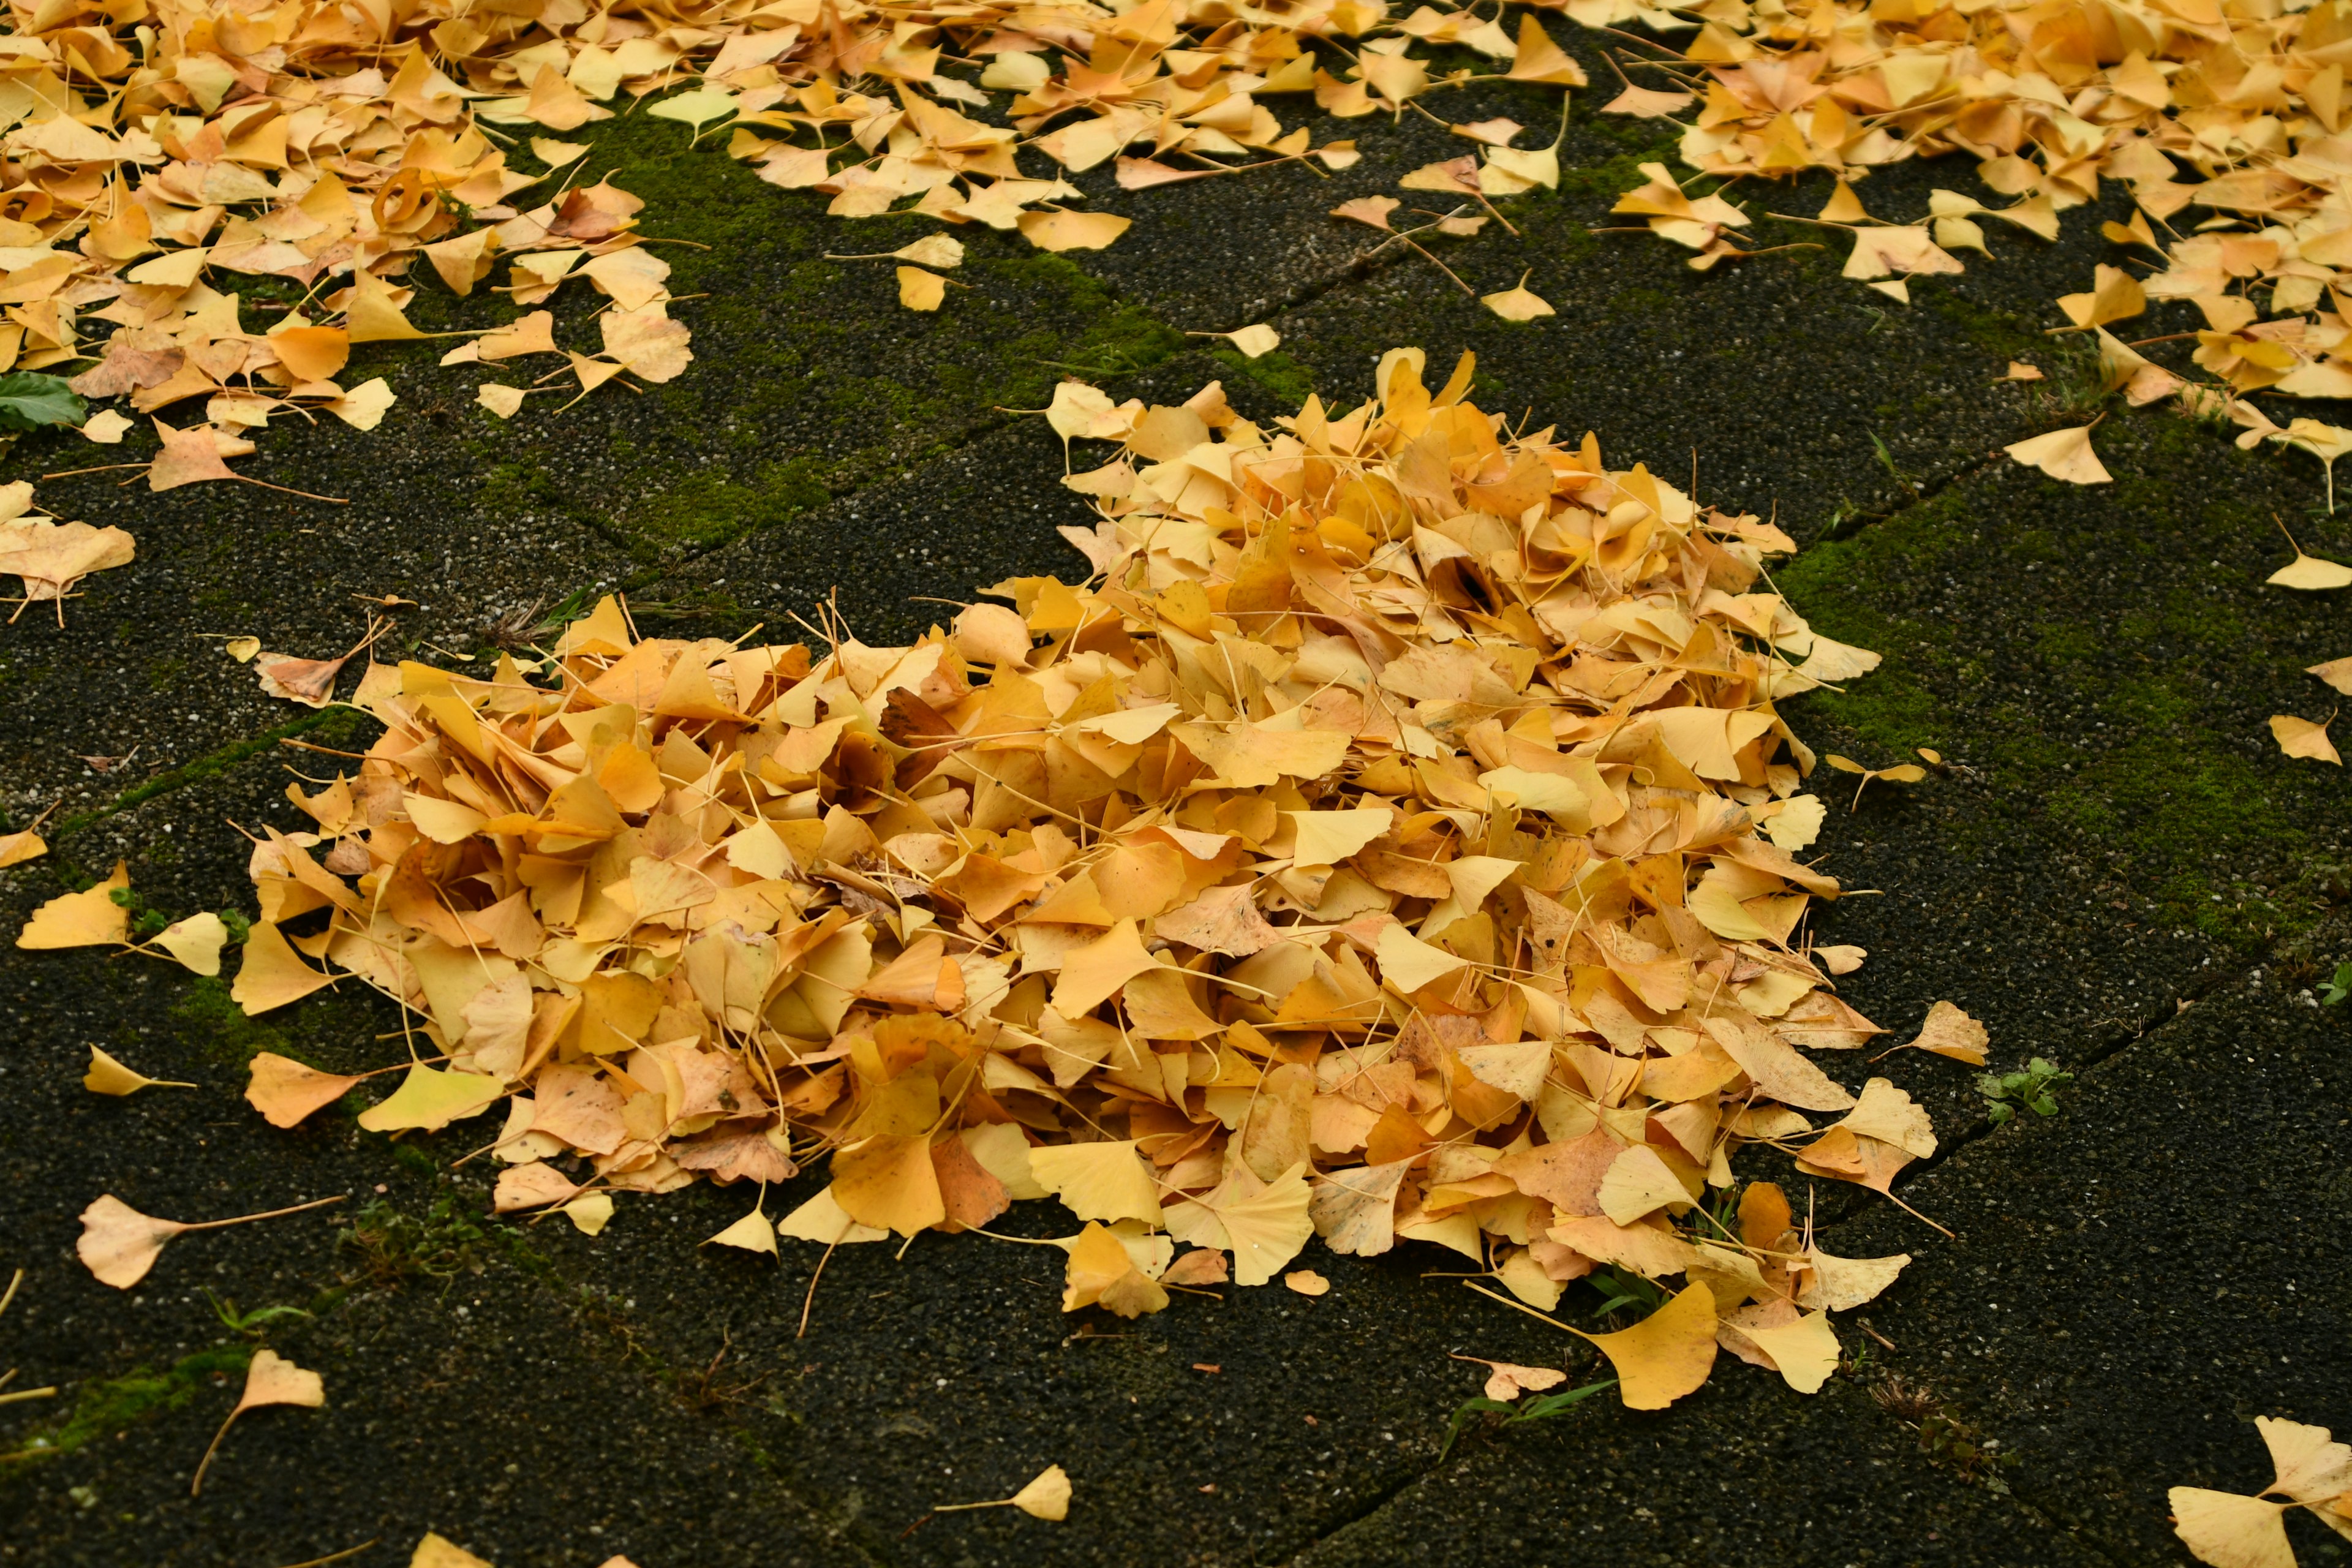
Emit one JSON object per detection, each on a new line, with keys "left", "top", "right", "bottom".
{"left": 202, "top": 1289, "right": 313, "bottom": 1336}
{"left": 1441, "top": 1379, "right": 1616, "bottom": 1459}
{"left": 339, "top": 1197, "right": 486, "bottom": 1291}
{"left": 2320, "top": 961, "right": 2352, "bottom": 1005}
{"left": 1978, "top": 1057, "right": 2073, "bottom": 1124}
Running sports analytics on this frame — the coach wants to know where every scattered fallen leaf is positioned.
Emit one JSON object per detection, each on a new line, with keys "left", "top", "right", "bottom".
{"left": 192, "top": 1349, "right": 324, "bottom": 1495}
{"left": 84, "top": 1046, "right": 196, "bottom": 1097}
{"left": 1284, "top": 1269, "right": 1331, "bottom": 1297}
{"left": 897, "top": 267, "right": 948, "bottom": 312}
{"left": 77, "top": 1193, "right": 342, "bottom": 1289}
{"left": 2269, "top": 552, "right": 2352, "bottom": 591}
{"left": 2270, "top": 714, "right": 2342, "bottom": 764}
{"left": 1481, "top": 271, "right": 1556, "bottom": 322}
{"left": 2004, "top": 424, "right": 2112, "bottom": 486}
{"left": 16, "top": 861, "right": 130, "bottom": 949}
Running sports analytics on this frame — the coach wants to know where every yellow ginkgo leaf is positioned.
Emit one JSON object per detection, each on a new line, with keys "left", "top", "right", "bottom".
{"left": 228, "top": 919, "right": 337, "bottom": 1014}
{"left": 1162, "top": 1161, "right": 1314, "bottom": 1286}
{"left": 1225, "top": 324, "right": 1280, "bottom": 358}
{"left": 1481, "top": 272, "right": 1555, "bottom": 322}
{"left": 704, "top": 1195, "right": 777, "bottom": 1255}
{"left": 2269, "top": 552, "right": 2352, "bottom": 590}
{"left": 1569, "top": 1281, "right": 1718, "bottom": 1409}
{"left": 410, "top": 1535, "right": 495, "bottom": 1568}
{"left": 84, "top": 1046, "right": 195, "bottom": 1096}
{"left": 16, "top": 861, "right": 130, "bottom": 949}
{"left": 1283, "top": 1268, "right": 1331, "bottom": 1296}
{"left": 246, "top": 1052, "right": 363, "bottom": 1128}
{"left": 831, "top": 1134, "right": 947, "bottom": 1236}
{"left": 1017, "top": 210, "right": 1131, "bottom": 252}
{"left": 355, "top": 1065, "right": 504, "bottom": 1133}
{"left": 562, "top": 1192, "right": 615, "bottom": 1235}
{"left": 2169, "top": 1487, "right": 2296, "bottom": 1568}
{"left": 1027, "top": 1139, "right": 1163, "bottom": 1226}
{"left": 151, "top": 911, "right": 227, "bottom": 976}
{"left": 896, "top": 266, "right": 946, "bottom": 312}
{"left": 1060, "top": 1221, "right": 1167, "bottom": 1316}
{"left": 2003, "top": 424, "right": 2111, "bottom": 484}
{"left": 1011, "top": 1464, "right": 1072, "bottom": 1520}
{"left": 1047, "top": 918, "right": 1160, "bottom": 1018}
{"left": 2270, "top": 713, "right": 2342, "bottom": 764}
{"left": 1597, "top": 1144, "right": 1694, "bottom": 1226}
{"left": 1741, "top": 1310, "right": 1841, "bottom": 1394}
{"left": 1375, "top": 922, "right": 1470, "bottom": 993}
{"left": 0, "top": 826, "right": 47, "bottom": 867}
{"left": 192, "top": 1348, "right": 324, "bottom": 1494}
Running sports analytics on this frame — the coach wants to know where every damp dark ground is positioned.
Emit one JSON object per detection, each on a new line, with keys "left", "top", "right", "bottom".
{"left": 4, "top": 21, "right": 2351, "bottom": 1568}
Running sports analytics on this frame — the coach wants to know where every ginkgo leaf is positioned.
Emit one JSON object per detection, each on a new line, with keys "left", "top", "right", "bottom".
{"left": 1796, "top": 1246, "right": 1910, "bottom": 1311}
{"left": 1028, "top": 1140, "right": 1163, "bottom": 1226}
{"left": 1011, "top": 1464, "right": 1073, "bottom": 1520}
{"left": 84, "top": 1046, "right": 195, "bottom": 1096}
{"left": 1283, "top": 1269, "right": 1330, "bottom": 1296}
{"left": 1017, "top": 210, "right": 1130, "bottom": 252}
{"left": 1598, "top": 1144, "right": 1694, "bottom": 1225}
{"left": 149, "top": 911, "right": 228, "bottom": 976}
{"left": 2271, "top": 714, "right": 2341, "bottom": 764}
{"left": 1376, "top": 922, "right": 1470, "bottom": 993}
{"left": 1061, "top": 1221, "right": 1168, "bottom": 1316}
{"left": 410, "top": 1534, "right": 495, "bottom": 1568}
{"left": 77, "top": 1193, "right": 342, "bottom": 1289}
{"left": 192, "top": 1348, "right": 323, "bottom": 1494}
{"left": 230, "top": 919, "right": 337, "bottom": 1014}
{"left": 938, "top": 1463, "right": 1074, "bottom": 1521}
{"left": 2309, "top": 656, "right": 2352, "bottom": 695}
{"left": 1890, "top": 1000, "right": 1988, "bottom": 1065}
{"left": 478, "top": 384, "right": 526, "bottom": 419}
{"left": 17, "top": 861, "right": 130, "bottom": 949}
{"left": 562, "top": 1193, "right": 614, "bottom": 1235}
{"left": 246, "top": 1052, "right": 364, "bottom": 1128}
{"left": 1569, "top": 1282, "right": 1718, "bottom": 1409}
{"left": 705, "top": 1194, "right": 777, "bottom": 1256}
{"left": 1049, "top": 919, "right": 1160, "bottom": 1018}
{"left": 1481, "top": 272, "right": 1555, "bottom": 322}
{"left": 2258, "top": 1415, "right": 2352, "bottom": 1504}
{"left": 1332, "top": 196, "right": 1399, "bottom": 231}
{"left": 2269, "top": 552, "right": 2352, "bottom": 590}
{"left": 0, "top": 826, "right": 46, "bottom": 868}
{"left": 1225, "top": 325, "right": 1280, "bottom": 358}
{"left": 1163, "top": 1162, "right": 1313, "bottom": 1286}
{"left": 1741, "top": 1310, "right": 1841, "bottom": 1394}
{"left": 2170, "top": 1487, "right": 2296, "bottom": 1568}
{"left": 897, "top": 266, "right": 946, "bottom": 312}
{"left": 1308, "top": 1161, "right": 1411, "bottom": 1256}
{"left": 1762, "top": 795, "right": 1825, "bottom": 851}
{"left": 647, "top": 87, "right": 737, "bottom": 131}
{"left": 832, "top": 1134, "right": 947, "bottom": 1236}
{"left": 2004, "top": 424, "right": 2112, "bottom": 484}
{"left": 1456, "top": 1355, "right": 1568, "bottom": 1400}
{"left": 356, "top": 1065, "right": 504, "bottom": 1133}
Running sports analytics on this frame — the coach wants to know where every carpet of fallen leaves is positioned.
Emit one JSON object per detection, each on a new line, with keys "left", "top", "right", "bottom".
{"left": 27, "top": 350, "right": 1983, "bottom": 1413}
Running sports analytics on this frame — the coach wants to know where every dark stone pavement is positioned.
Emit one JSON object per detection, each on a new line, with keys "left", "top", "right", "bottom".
{"left": 4, "top": 22, "right": 2350, "bottom": 1568}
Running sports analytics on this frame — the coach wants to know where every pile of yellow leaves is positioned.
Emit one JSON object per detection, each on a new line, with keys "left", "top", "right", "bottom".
{"left": 1594, "top": 0, "right": 2352, "bottom": 445}
{"left": 0, "top": 0, "right": 1596, "bottom": 477}
{"left": 118, "top": 348, "right": 1938, "bottom": 1410}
